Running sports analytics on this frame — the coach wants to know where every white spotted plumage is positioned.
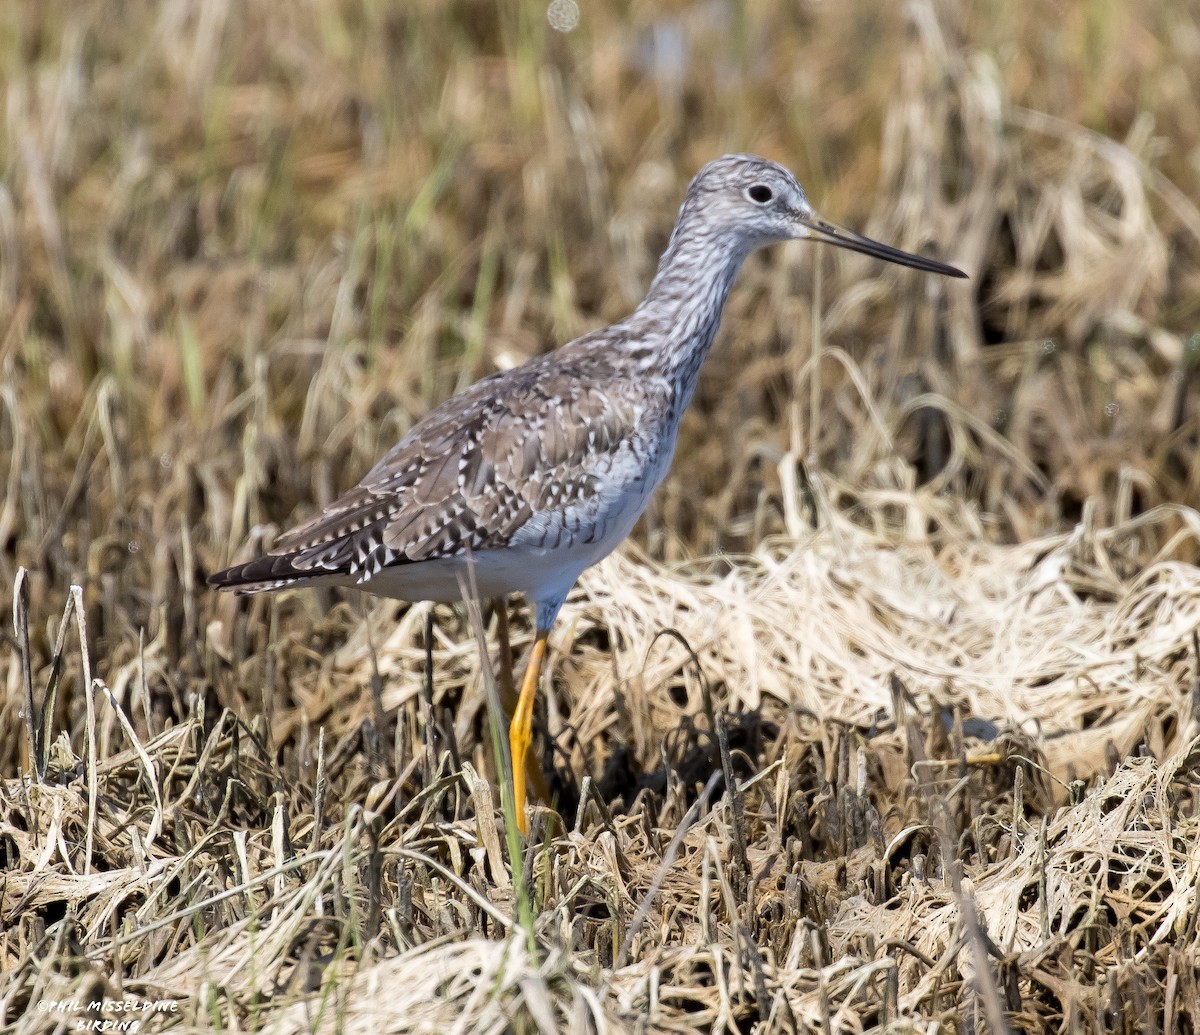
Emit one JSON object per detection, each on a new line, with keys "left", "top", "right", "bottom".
{"left": 210, "top": 153, "right": 965, "bottom": 634}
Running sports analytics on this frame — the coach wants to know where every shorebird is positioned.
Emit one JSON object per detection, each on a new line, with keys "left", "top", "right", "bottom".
{"left": 208, "top": 154, "right": 965, "bottom": 832}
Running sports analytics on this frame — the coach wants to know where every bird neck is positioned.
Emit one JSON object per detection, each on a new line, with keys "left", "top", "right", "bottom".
{"left": 625, "top": 217, "right": 752, "bottom": 413}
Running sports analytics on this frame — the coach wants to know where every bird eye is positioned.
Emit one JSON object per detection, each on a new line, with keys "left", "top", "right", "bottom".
{"left": 746, "top": 184, "right": 773, "bottom": 204}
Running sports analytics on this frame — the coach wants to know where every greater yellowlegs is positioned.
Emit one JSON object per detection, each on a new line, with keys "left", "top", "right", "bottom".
{"left": 208, "top": 154, "right": 966, "bottom": 832}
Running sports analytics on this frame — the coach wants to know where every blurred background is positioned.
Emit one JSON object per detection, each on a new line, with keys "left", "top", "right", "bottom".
{"left": 2, "top": 0, "right": 1200, "bottom": 713}
{"left": 6, "top": 4, "right": 1200, "bottom": 1027}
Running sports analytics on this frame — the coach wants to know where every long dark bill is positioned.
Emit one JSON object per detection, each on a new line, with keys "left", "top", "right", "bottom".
{"left": 799, "top": 214, "right": 968, "bottom": 279}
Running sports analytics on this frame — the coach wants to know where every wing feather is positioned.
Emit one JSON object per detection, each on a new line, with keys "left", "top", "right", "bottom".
{"left": 209, "top": 333, "right": 666, "bottom": 591}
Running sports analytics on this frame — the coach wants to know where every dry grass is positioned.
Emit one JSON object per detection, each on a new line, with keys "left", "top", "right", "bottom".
{"left": 4, "top": 0, "right": 1200, "bottom": 1031}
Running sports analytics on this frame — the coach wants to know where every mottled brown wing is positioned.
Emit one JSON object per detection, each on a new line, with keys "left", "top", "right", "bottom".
{"left": 214, "top": 347, "right": 648, "bottom": 588}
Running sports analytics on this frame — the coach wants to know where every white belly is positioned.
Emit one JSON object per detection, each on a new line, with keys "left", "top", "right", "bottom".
{"left": 359, "top": 537, "right": 610, "bottom": 604}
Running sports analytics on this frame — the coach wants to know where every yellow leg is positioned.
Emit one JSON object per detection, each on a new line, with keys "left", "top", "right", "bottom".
{"left": 509, "top": 629, "right": 549, "bottom": 835}
{"left": 494, "top": 601, "right": 551, "bottom": 817}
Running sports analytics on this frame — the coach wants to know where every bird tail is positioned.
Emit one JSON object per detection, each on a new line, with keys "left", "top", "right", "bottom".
{"left": 206, "top": 554, "right": 316, "bottom": 594}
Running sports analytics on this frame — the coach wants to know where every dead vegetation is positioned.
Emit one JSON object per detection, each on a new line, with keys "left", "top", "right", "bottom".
{"left": 3, "top": 0, "right": 1200, "bottom": 1031}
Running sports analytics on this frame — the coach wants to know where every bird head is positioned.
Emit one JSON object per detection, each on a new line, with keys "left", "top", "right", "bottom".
{"left": 686, "top": 154, "right": 967, "bottom": 279}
